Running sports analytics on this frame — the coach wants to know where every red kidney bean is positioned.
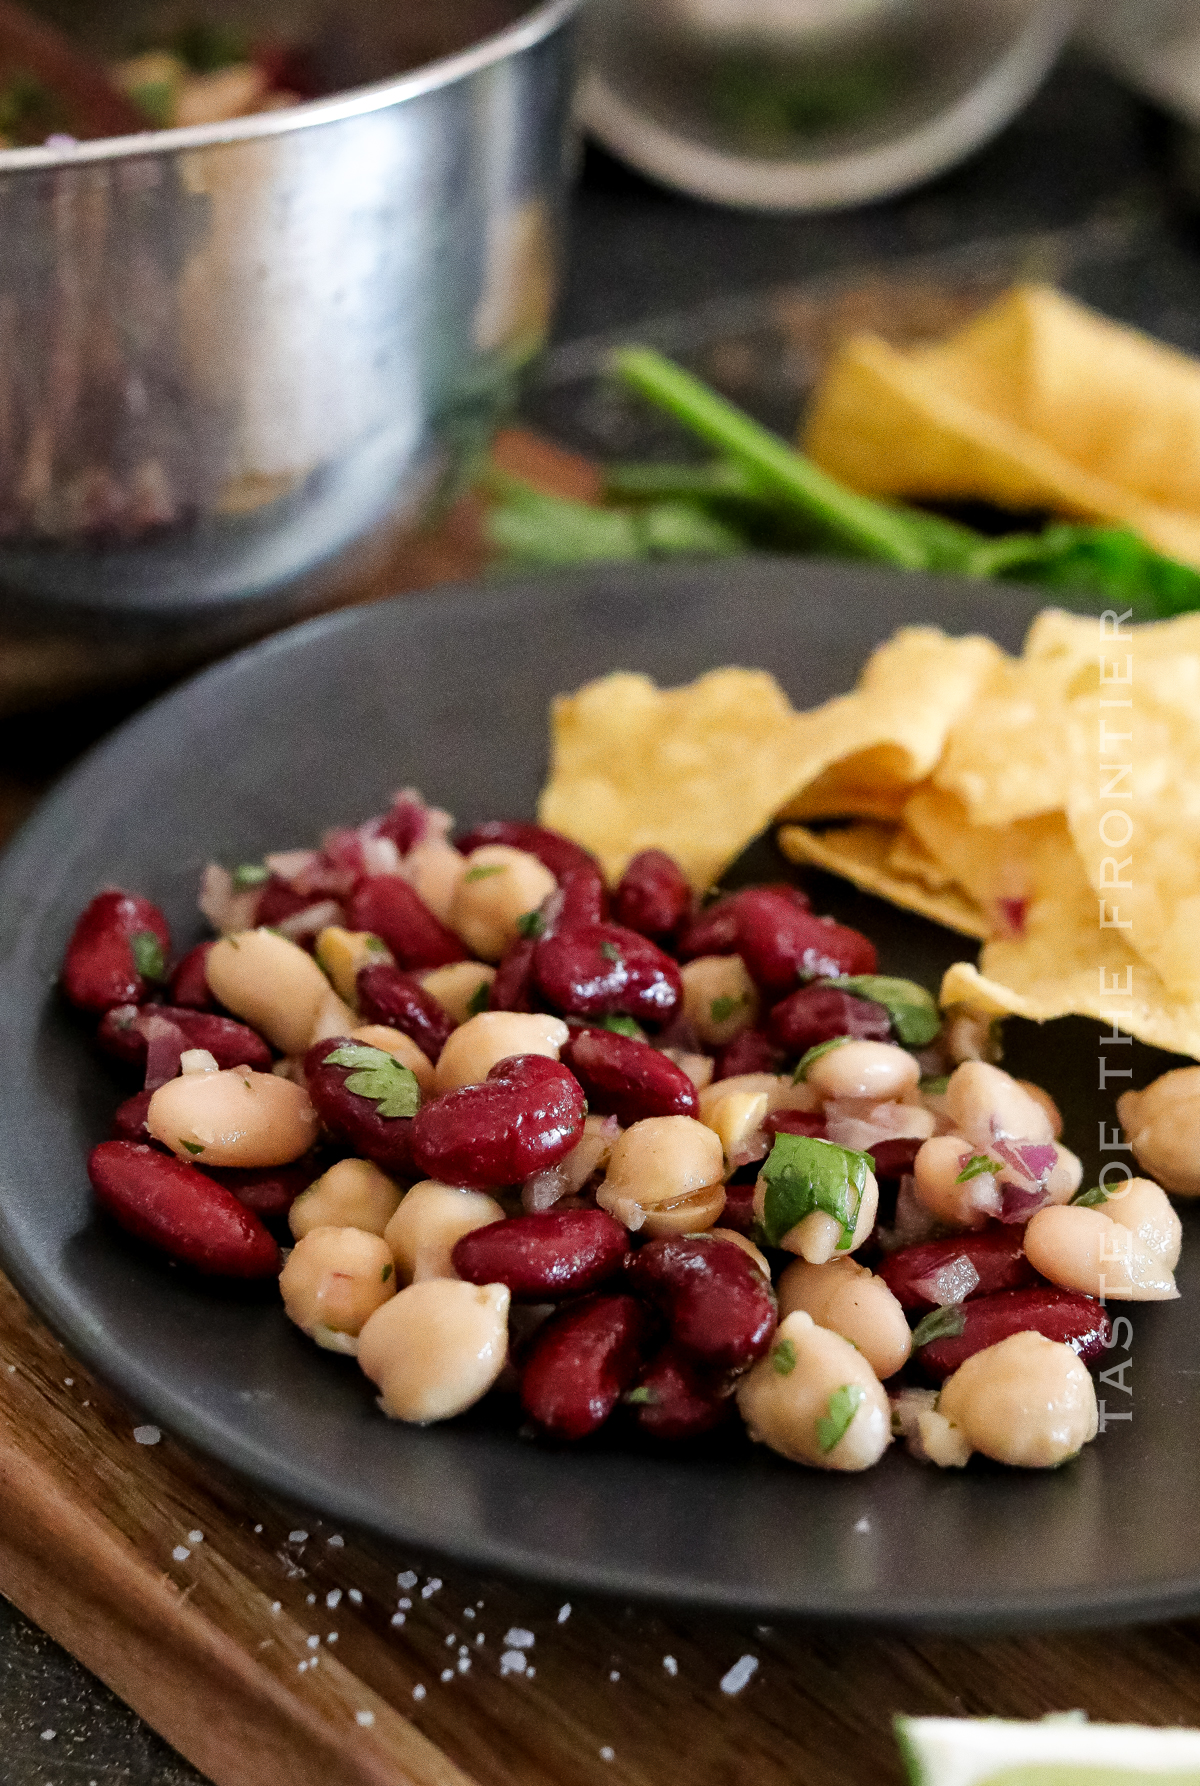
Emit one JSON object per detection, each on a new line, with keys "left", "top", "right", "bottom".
{"left": 376, "top": 791, "right": 432, "bottom": 854}
{"left": 677, "top": 884, "right": 812, "bottom": 959}
{"left": 88, "top": 1140, "right": 279, "bottom": 1277}
{"left": 346, "top": 877, "right": 466, "bottom": 970}
{"left": 534, "top": 923, "right": 682, "bottom": 1028}
{"left": 560, "top": 1027, "right": 698, "bottom": 1125}
{"left": 453, "top": 1209, "right": 630, "bottom": 1300}
{"left": 541, "top": 868, "right": 605, "bottom": 936}
{"left": 613, "top": 850, "right": 692, "bottom": 941}
{"left": 208, "top": 1160, "right": 318, "bottom": 1221}
{"left": 168, "top": 941, "right": 217, "bottom": 1010}
{"left": 61, "top": 891, "right": 171, "bottom": 1013}
{"left": 917, "top": 1287, "right": 1111, "bottom": 1383}
{"left": 520, "top": 1293, "right": 652, "bottom": 1440}
{"left": 488, "top": 939, "right": 539, "bottom": 1013}
{"left": 763, "top": 1109, "right": 827, "bottom": 1145}
{"left": 768, "top": 984, "right": 891, "bottom": 1053}
{"left": 411, "top": 1053, "right": 585, "bottom": 1190}
{"left": 867, "top": 1136, "right": 925, "bottom": 1181}
{"left": 878, "top": 1227, "right": 1041, "bottom": 1314}
{"left": 456, "top": 820, "right": 604, "bottom": 888}
{"left": 356, "top": 964, "right": 455, "bottom": 1061}
{"left": 97, "top": 1005, "right": 272, "bottom": 1072}
{"left": 254, "top": 877, "right": 327, "bottom": 931}
{"left": 720, "top": 1177, "right": 758, "bottom": 1236}
{"left": 712, "top": 1029, "right": 783, "bottom": 1080}
{"left": 679, "top": 887, "right": 875, "bottom": 995}
{"left": 630, "top": 1343, "right": 732, "bottom": 1441}
{"left": 625, "top": 1236, "right": 776, "bottom": 1372}
{"left": 304, "top": 1037, "right": 416, "bottom": 1176}
{"left": 112, "top": 1088, "right": 154, "bottom": 1142}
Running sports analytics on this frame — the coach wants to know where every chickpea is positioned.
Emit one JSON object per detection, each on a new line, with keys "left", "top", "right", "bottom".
{"left": 737, "top": 1311, "right": 891, "bottom": 1471}
{"left": 640, "top": 1181, "right": 727, "bottom": 1237}
{"left": 699, "top": 1073, "right": 782, "bottom": 1123}
{"left": 404, "top": 837, "right": 468, "bottom": 923}
{"left": 804, "top": 1039, "right": 921, "bottom": 1104}
{"left": 449, "top": 846, "right": 557, "bottom": 961}
{"left": 147, "top": 1068, "right": 318, "bottom": 1167}
{"left": 1100, "top": 1175, "right": 1182, "bottom": 1268}
{"left": 777, "top": 1256, "right": 911, "bottom": 1380}
{"left": 1118, "top": 1069, "right": 1200, "bottom": 1197}
{"left": 279, "top": 1226, "right": 397, "bottom": 1354}
{"left": 434, "top": 1011, "right": 569, "bottom": 1095}
{"left": 942, "top": 1060, "right": 1054, "bottom": 1150}
{"left": 679, "top": 955, "right": 759, "bottom": 1046}
{"left": 1023, "top": 1204, "right": 1178, "bottom": 1300}
{"left": 707, "top": 1228, "right": 772, "bottom": 1277}
{"left": 663, "top": 1048, "right": 714, "bottom": 1091}
{"left": 206, "top": 928, "right": 332, "bottom": 1056}
{"left": 596, "top": 1115, "right": 724, "bottom": 1232}
{"left": 420, "top": 961, "right": 497, "bottom": 1026}
{"left": 912, "top": 1135, "right": 1000, "bottom": 1229}
{"left": 289, "top": 1159, "right": 403, "bottom": 1241}
{"left": 753, "top": 1165, "right": 878, "bottom": 1262}
{"left": 702, "top": 1089, "right": 770, "bottom": 1162}
{"left": 314, "top": 927, "right": 392, "bottom": 1005}
{"left": 384, "top": 1181, "right": 506, "bottom": 1283}
{"left": 938, "top": 1331, "right": 1098, "bottom": 1468}
{"left": 357, "top": 1279, "right": 510, "bottom": 1423}
{"left": 350, "top": 1024, "right": 435, "bottom": 1097}
{"left": 523, "top": 1114, "right": 618, "bottom": 1212}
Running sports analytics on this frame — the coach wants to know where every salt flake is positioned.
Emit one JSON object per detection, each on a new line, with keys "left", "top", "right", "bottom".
{"left": 355, "top": 1710, "right": 375, "bottom": 1728}
{"left": 504, "top": 1627, "right": 535, "bottom": 1649}
{"left": 557, "top": 1603, "right": 572, "bottom": 1624}
{"left": 719, "top": 1655, "right": 759, "bottom": 1697}
{"left": 172, "top": 1546, "right": 191, "bottom": 1563}
{"left": 133, "top": 1425, "right": 161, "bottom": 1446}
{"left": 500, "top": 1650, "right": 528, "bottom": 1676}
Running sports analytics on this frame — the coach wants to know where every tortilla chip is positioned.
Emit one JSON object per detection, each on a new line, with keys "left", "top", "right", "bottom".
{"left": 777, "top": 822, "right": 989, "bottom": 939}
{"left": 887, "top": 823, "right": 955, "bottom": 892}
{"left": 803, "top": 285, "right": 1200, "bottom": 569}
{"left": 901, "top": 788, "right": 1076, "bottom": 938}
{"left": 931, "top": 654, "right": 1080, "bottom": 826}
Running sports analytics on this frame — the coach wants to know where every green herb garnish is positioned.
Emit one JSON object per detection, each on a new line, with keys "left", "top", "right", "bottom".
{"left": 624, "top": 1386, "right": 657, "bottom": 1405}
{"left": 1072, "top": 1184, "right": 1111, "bottom": 1208}
{"left": 516, "top": 910, "right": 546, "bottom": 940}
{"left": 771, "top": 1338, "right": 797, "bottom": 1376}
{"left": 600, "top": 1014, "right": 645, "bottom": 1040}
{"left": 381, "top": 1263, "right": 393, "bottom": 1283}
{"left": 758, "top": 1133, "right": 872, "bottom": 1250}
{"left": 464, "top": 864, "right": 506, "bottom": 883}
{"left": 816, "top": 1384, "right": 865, "bottom": 1453}
{"left": 710, "top": 994, "right": 746, "bottom": 1025}
{"left": 131, "top": 932, "right": 166, "bottom": 982}
{"left": 919, "top": 1074, "right": 950, "bottom": 1095}
{"left": 599, "top": 941, "right": 622, "bottom": 963}
{"left": 794, "top": 1035, "right": 854, "bottom": 1082}
{"left": 955, "top": 1154, "right": 1002, "bottom": 1184}
{"left": 231, "top": 863, "right": 270, "bottom": 890}
{"left": 820, "top": 975, "right": 941, "bottom": 1047}
{"left": 911, "top": 1305, "right": 967, "bottom": 1348}
{"left": 322, "top": 1045, "right": 420, "bottom": 1119}
{"left": 179, "top": 1139, "right": 205, "bottom": 1157}
{"left": 466, "top": 980, "right": 492, "bottom": 1017}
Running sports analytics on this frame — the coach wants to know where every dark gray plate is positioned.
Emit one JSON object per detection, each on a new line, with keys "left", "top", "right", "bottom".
{"left": 0, "top": 557, "right": 1194, "bottom": 1630}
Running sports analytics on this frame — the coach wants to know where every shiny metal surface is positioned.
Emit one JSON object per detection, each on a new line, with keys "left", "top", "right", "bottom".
{"left": 0, "top": 0, "right": 582, "bottom": 625}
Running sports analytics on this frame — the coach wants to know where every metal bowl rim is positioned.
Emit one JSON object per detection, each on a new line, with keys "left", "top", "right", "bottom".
{"left": 0, "top": 0, "right": 584, "bottom": 174}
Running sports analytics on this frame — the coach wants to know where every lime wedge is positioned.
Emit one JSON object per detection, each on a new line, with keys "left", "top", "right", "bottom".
{"left": 896, "top": 1717, "right": 1200, "bottom": 1786}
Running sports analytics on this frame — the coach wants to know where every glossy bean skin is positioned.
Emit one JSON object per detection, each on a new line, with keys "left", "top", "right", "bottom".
{"left": 712, "top": 1029, "right": 783, "bottom": 1080}
{"left": 679, "top": 887, "right": 875, "bottom": 996}
{"left": 304, "top": 1037, "right": 416, "bottom": 1176}
{"left": 613, "top": 851, "right": 692, "bottom": 942}
{"left": 543, "top": 868, "right": 606, "bottom": 935}
{"left": 411, "top": 1053, "right": 586, "bottom": 1191}
{"left": 88, "top": 1140, "right": 279, "bottom": 1277}
{"left": 356, "top": 964, "right": 455, "bottom": 1062}
{"left": 62, "top": 891, "right": 171, "bottom": 1013}
{"left": 452, "top": 1209, "right": 631, "bottom": 1301}
{"left": 254, "top": 876, "right": 334, "bottom": 931}
{"left": 867, "top": 1136, "right": 924, "bottom": 1180}
{"left": 719, "top": 1178, "right": 757, "bottom": 1235}
{"left": 560, "top": 1027, "right": 698, "bottom": 1125}
{"left": 211, "top": 1161, "right": 317, "bottom": 1221}
{"left": 97, "top": 1005, "right": 272, "bottom": 1073}
{"left": 111, "top": 1088, "right": 154, "bottom": 1141}
{"left": 631, "top": 1344, "right": 732, "bottom": 1441}
{"left": 169, "top": 942, "right": 217, "bottom": 1009}
{"left": 535, "top": 923, "right": 682, "bottom": 1028}
{"left": 917, "top": 1286, "right": 1111, "bottom": 1383}
{"left": 346, "top": 876, "right": 466, "bottom": 970}
{"left": 677, "top": 885, "right": 810, "bottom": 958}
{"left": 768, "top": 984, "right": 890, "bottom": 1054}
{"left": 878, "top": 1226, "right": 1040, "bottom": 1313}
{"left": 763, "top": 1109, "right": 827, "bottom": 1145}
{"left": 520, "top": 1293, "right": 653, "bottom": 1440}
{"left": 455, "top": 821, "right": 605, "bottom": 893}
{"left": 624, "top": 1235, "right": 776, "bottom": 1373}
{"left": 488, "top": 939, "right": 539, "bottom": 1013}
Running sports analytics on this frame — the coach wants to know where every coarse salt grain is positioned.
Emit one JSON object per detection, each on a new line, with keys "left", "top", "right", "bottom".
{"left": 557, "top": 1603, "right": 571, "bottom": 1624}
{"left": 289, "top": 1530, "right": 309, "bottom": 1544}
{"left": 445, "top": 1633, "right": 455, "bottom": 1647}
{"left": 475, "top": 1633, "right": 485, "bottom": 1648}
{"left": 458, "top": 1657, "right": 471, "bottom": 1674}
{"left": 719, "top": 1655, "right": 759, "bottom": 1696}
{"left": 40, "top": 1729, "right": 56, "bottom": 1741}
{"left": 270, "top": 1602, "right": 281, "bottom": 1614}
{"left": 663, "top": 1655, "right": 678, "bottom": 1676}
{"left": 441, "top": 1668, "right": 454, "bottom": 1683}
{"left": 609, "top": 1671, "right": 620, "bottom": 1683}
{"left": 413, "top": 1685, "right": 426, "bottom": 1701}
{"left": 855, "top": 1516, "right": 871, "bottom": 1533}
{"left": 189, "top": 1531, "right": 204, "bottom": 1544}
{"left": 254, "top": 1524, "right": 263, "bottom": 1534}
{"left": 421, "top": 1578, "right": 442, "bottom": 1599}
{"left": 391, "top": 1613, "right": 406, "bottom": 1628}
{"left": 327, "top": 1633, "right": 338, "bottom": 1644}
{"left": 500, "top": 1650, "right": 527, "bottom": 1676}
{"left": 306, "top": 1594, "right": 316, "bottom": 1606}
{"left": 398, "top": 1570, "right": 418, "bottom": 1589}
{"left": 133, "top": 1425, "right": 161, "bottom": 1446}
{"left": 348, "top": 1589, "right": 362, "bottom": 1605}
{"left": 504, "top": 1627, "right": 535, "bottom": 1649}
{"left": 355, "top": 1710, "right": 375, "bottom": 1728}
{"left": 326, "top": 1589, "right": 342, "bottom": 1610}
{"left": 600, "top": 1747, "right": 615, "bottom": 1762}
{"left": 307, "top": 1635, "right": 319, "bottom": 1650}
{"left": 328, "top": 1534, "right": 344, "bottom": 1547}
{"left": 464, "top": 1607, "right": 476, "bottom": 1620}
{"left": 172, "top": 1547, "right": 190, "bottom": 1563}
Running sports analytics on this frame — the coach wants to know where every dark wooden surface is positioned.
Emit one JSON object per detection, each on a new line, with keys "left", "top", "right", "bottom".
{"left": 4, "top": 47, "right": 1200, "bottom": 1785}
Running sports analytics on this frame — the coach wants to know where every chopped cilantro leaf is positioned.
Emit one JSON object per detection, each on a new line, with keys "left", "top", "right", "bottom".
{"left": 231, "top": 863, "right": 270, "bottom": 889}
{"left": 816, "top": 1383, "right": 865, "bottom": 1453}
{"left": 516, "top": 910, "right": 546, "bottom": 939}
{"left": 322, "top": 1044, "right": 420, "bottom": 1119}
{"left": 920, "top": 1074, "right": 950, "bottom": 1095}
{"left": 955, "top": 1153, "right": 1002, "bottom": 1184}
{"left": 912, "top": 1304, "right": 966, "bottom": 1348}
{"left": 771, "top": 1338, "right": 797, "bottom": 1376}
{"left": 820, "top": 975, "right": 941, "bottom": 1047}
{"left": 179, "top": 1139, "right": 205, "bottom": 1157}
{"left": 1073, "top": 1184, "right": 1110, "bottom": 1208}
{"left": 793, "top": 1035, "right": 854, "bottom": 1082}
{"left": 364, "top": 934, "right": 389, "bottom": 957}
{"left": 624, "top": 1386, "right": 657, "bottom": 1405}
{"left": 710, "top": 994, "right": 745, "bottom": 1025}
{"left": 381, "top": 1263, "right": 393, "bottom": 1282}
{"left": 466, "top": 980, "right": 492, "bottom": 1017}
{"left": 759, "top": 1133, "right": 871, "bottom": 1250}
{"left": 464, "top": 864, "right": 506, "bottom": 883}
{"left": 599, "top": 941, "right": 622, "bottom": 963}
{"left": 600, "top": 1014, "right": 645, "bottom": 1040}
{"left": 131, "top": 931, "right": 166, "bottom": 982}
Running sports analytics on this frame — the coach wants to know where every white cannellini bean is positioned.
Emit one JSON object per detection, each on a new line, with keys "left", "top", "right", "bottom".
{"left": 307, "top": 987, "right": 360, "bottom": 1047}
{"left": 349, "top": 1024, "right": 435, "bottom": 1096}
{"left": 433, "top": 1011, "right": 569, "bottom": 1095}
{"left": 804, "top": 1040, "right": 921, "bottom": 1103}
{"left": 701, "top": 1089, "right": 770, "bottom": 1161}
{"left": 449, "top": 846, "right": 557, "bottom": 961}
{"left": 147, "top": 1068, "right": 318, "bottom": 1167}
{"left": 404, "top": 837, "right": 468, "bottom": 924}
{"left": 419, "top": 962, "right": 497, "bottom": 1027}
{"left": 938, "top": 1331, "right": 1098, "bottom": 1469}
{"left": 942, "top": 1060, "right": 1054, "bottom": 1150}
{"left": 912, "top": 1134, "right": 1000, "bottom": 1229}
{"left": 384, "top": 1182, "right": 506, "bottom": 1284}
{"left": 596, "top": 1116, "right": 724, "bottom": 1232}
{"left": 180, "top": 1049, "right": 219, "bottom": 1076}
{"left": 736, "top": 1311, "right": 891, "bottom": 1471}
{"left": 1118, "top": 1069, "right": 1200, "bottom": 1197}
{"left": 279, "top": 1226, "right": 397, "bottom": 1353}
{"left": 313, "top": 927, "right": 392, "bottom": 1005}
{"left": 679, "top": 955, "right": 759, "bottom": 1046}
{"left": 777, "top": 1256, "right": 911, "bottom": 1380}
{"left": 1099, "top": 1175, "right": 1182, "bottom": 1268}
{"left": 289, "top": 1159, "right": 403, "bottom": 1241}
{"left": 357, "top": 1279, "right": 510, "bottom": 1423}
{"left": 1023, "top": 1203, "right": 1178, "bottom": 1300}
{"left": 205, "top": 928, "right": 333, "bottom": 1056}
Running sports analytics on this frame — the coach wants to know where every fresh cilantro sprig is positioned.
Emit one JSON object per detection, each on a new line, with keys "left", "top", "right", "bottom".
{"left": 911, "top": 1305, "right": 966, "bottom": 1347}
{"left": 955, "top": 1154, "right": 1002, "bottom": 1184}
{"left": 793, "top": 1035, "right": 854, "bottom": 1082}
{"left": 131, "top": 931, "right": 166, "bottom": 982}
{"left": 758, "top": 1132, "right": 872, "bottom": 1250}
{"left": 816, "top": 1384, "right": 865, "bottom": 1453}
{"left": 819, "top": 974, "right": 941, "bottom": 1047}
{"left": 323, "top": 1044, "right": 420, "bottom": 1119}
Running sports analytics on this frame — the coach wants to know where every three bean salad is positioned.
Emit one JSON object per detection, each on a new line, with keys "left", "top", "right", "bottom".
{"left": 62, "top": 790, "right": 1185, "bottom": 1472}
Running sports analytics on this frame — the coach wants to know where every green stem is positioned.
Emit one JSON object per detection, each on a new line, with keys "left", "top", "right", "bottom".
{"left": 612, "top": 346, "right": 932, "bottom": 570}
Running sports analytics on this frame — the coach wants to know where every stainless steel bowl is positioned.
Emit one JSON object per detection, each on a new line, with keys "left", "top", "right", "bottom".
{"left": 0, "top": 0, "right": 582, "bottom": 652}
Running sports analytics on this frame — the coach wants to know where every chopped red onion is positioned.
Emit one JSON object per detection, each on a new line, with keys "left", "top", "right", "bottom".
{"left": 136, "top": 1013, "right": 187, "bottom": 1091}
{"left": 198, "top": 864, "right": 259, "bottom": 935}
{"left": 276, "top": 900, "right": 342, "bottom": 941}
{"left": 265, "top": 849, "right": 317, "bottom": 883}
{"left": 998, "top": 1181, "right": 1050, "bottom": 1224}
{"left": 912, "top": 1254, "right": 981, "bottom": 1307}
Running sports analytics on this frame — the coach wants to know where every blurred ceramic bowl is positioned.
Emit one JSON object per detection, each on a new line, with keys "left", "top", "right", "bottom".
{"left": 579, "top": 0, "right": 1078, "bottom": 211}
{"left": 0, "top": 0, "right": 582, "bottom": 651}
